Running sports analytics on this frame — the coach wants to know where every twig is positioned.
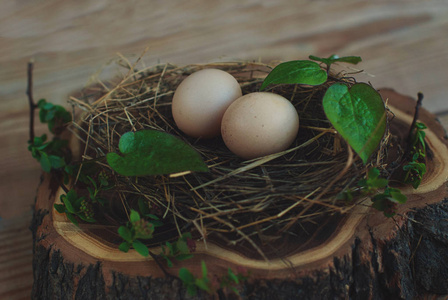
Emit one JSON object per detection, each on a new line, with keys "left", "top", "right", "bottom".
{"left": 408, "top": 92, "right": 424, "bottom": 142}
{"left": 147, "top": 249, "right": 178, "bottom": 279}
{"left": 27, "top": 60, "right": 37, "bottom": 143}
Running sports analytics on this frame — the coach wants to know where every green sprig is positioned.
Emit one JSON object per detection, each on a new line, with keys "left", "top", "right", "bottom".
{"left": 118, "top": 210, "right": 155, "bottom": 257}
{"left": 403, "top": 122, "right": 427, "bottom": 188}
{"left": 160, "top": 233, "right": 195, "bottom": 267}
{"left": 54, "top": 189, "right": 96, "bottom": 226}
{"left": 338, "top": 167, "right": 407, "bottom": 217}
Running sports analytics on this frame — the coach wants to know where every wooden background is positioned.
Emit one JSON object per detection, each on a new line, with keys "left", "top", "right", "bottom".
{"left": 1, "top": 1, "right": 447, "bottom": 299}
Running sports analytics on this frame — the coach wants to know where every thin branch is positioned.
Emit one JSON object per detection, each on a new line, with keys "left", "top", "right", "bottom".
{"left": 27, "top": 60, "right": 38, "bottom": 143}
{"left": 408, "top": 92, "right": 424, "bottom": 142}
{"left": 147, "top": 249, "right": 178, "bottom": 280}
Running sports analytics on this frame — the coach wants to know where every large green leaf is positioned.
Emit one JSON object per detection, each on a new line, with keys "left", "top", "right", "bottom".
{"left": 309, "top": 55, "right": 362, "bottom": 68}
{"left": 106, "top": 130, "right": 208, "bottom": 176}
{"left": 323, "top": 83, "right": 386, "bottom": 164}
{"left": 260, "top": 60, "right": 327, "bottom": 90}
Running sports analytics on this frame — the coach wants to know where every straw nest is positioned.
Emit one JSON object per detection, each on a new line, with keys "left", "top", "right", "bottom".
{"left": 68, "top": 60, "right": 391, "bottom": 259}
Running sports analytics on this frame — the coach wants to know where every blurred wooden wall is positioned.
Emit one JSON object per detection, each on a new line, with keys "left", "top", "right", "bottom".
{"left": 0, "top": 1, "right": 447, "bottom": 298}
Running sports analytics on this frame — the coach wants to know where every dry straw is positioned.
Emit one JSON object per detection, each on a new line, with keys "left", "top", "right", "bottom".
{"left": 68, "top": 58, "right": 389, "bottom": 259}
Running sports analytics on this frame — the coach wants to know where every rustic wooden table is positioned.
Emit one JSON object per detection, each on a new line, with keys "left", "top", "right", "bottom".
{"left": 1, "top": 1, "right": 447, "bottom": 299}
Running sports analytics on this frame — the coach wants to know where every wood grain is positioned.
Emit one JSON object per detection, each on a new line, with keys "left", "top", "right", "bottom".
{"left": 0, "top": 212, "right": 33, "bottom": 300}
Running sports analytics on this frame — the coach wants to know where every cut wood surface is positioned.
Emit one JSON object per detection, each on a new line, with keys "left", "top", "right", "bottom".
{"left": 32, "top": 90, "right": 448, "bottom": 299}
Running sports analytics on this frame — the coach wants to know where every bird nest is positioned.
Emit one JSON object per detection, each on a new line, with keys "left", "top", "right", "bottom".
{"left": 68, "top": 60, "right": 391, "bottom": 259}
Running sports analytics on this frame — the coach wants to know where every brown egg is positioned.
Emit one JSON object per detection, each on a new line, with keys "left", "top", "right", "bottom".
{"left": 171, "top": 69, "right": 242, "bottom": 138}
{"left": 221, "top": 92, "right": 299, "bottom": 159}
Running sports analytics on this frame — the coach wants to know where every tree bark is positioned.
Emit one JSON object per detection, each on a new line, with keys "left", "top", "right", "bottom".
{"left": 31, "top": 89, "right": 448, "bottom": 300}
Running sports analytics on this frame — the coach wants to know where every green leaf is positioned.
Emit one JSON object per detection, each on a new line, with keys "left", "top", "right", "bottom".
{"left": 118, "top": 226, "right": 133, "bottom": 242}
{"left": 130, "top": 210, "right": 140, "bottom": 223}
{"left": 415, "top": 122, "right": 427, "bottom": 130}
{"left": 260, "top": 60, "right": 327, "bottom": 90}
{"left": 195, "top": 278, "right": 211, "bottom": 292}
{"left": 33, "top": 134, "right": 47, "bottom": 146}
{"left": 40, "top": 152, "right": 52, "bottom": 173}
{"left": 371, "top": 198, "right": 386, "bottom": 211}
{"left": 106, "top": 130, "right": 208, "bottom": 176}
{"left": 323, "top": 83, "right": 386, "bottom": 164}
{"left": 201, "top": 261, "right": 208, "bottom": 278}
{"left": 176, "top": 240, "right": 190, "bottom": 254}
{"left": 367, "top": 168, "right": 380, "bottom": 179}
{"left": 389, "top": 189, "right": 407, "bottom": 204}
{"left": 369, "top": 178, "right": 388, "bottom": 189}
{"left": 132, "top": 240, "right": 149, "bottom": 257}
{"left": 186, "top": 285, "right": 197, "bottom": 296}
{"left": 174, "top": 254, "right": 194, "bottom": 261}
{"left": 179, "top": 268, "right": 195, "bottom": 284}
{"left": 165, "top": 242, "right": 174, "bottom": 255}
{"left": 165, "top": 256, "right": 173, "bottom": 268}
{"left": 66, "top": 213, "right": 79, "bottom": 227}
{"left": 119, "top": 242, "right": 131, "bottom": 253}
{"left": 309, "top": 55, "right": 362, "bottom": 68}
{"left": 54, "top": 204, "right": 66, "bottom": 213}
{"left": 227, "top": 268, "right": 239, "bottom": 284}
{"left": 62, "top": 196, "right": 75, "bottom": 214}
{"left": 78, "top": 214, "right": 96, "bottom": 223}
{"left": 65, "top": 189, "right": 78, "bottom": 201}
{"left": 49, "top": 155, "right": 66, "bottom": 169}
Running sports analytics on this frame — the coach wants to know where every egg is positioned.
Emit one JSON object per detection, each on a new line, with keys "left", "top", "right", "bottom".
{"left": 172, "top": 68, "right": 242, "bottom": 138}
{"left": 221, "top": 92, "right": 299, "bottom": 159}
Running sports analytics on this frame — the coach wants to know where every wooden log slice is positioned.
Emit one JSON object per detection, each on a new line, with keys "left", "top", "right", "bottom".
{"left": 31, "top": 89, "right": 448, "bottom": 300}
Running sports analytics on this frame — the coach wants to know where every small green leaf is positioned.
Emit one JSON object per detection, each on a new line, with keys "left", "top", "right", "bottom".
{"left": 195, "top": 278, "right": 211, "bottom": 292}
{"left": 40, "top": 153, "right": 52, "bottom": 172}
{"left": 66, "top": 213, "right": 79, "bottom": 227}
{"left": 119, "top": 242, "right": 131, "bottom": 253}
{"left": 201, "top": 261, "right": 208, "bottom": 278}
{"left": 48, "top": 155, "right": 66, "bottom": 169}
{"left": 323, "top": 83, "right": 386, "bottom": 164}
{"left": 370, "top": 178, "right": 388, "bottom": 189}
{"left": 165, "top": 256, "right": 173, "bottom": 268}
{"left": 367, "top": 168, "right": 380, "bottom": 179}
{"left": 130, "top": 210, "right": 140, "bottom": 223}
{"left": 176, "top": 240, "right": 190, "bottom": 254}
{"left": 106, "top": 130, "right": 208, "bottom": 176}
{"left": 78, "top": 214, "right": 96, "bottom": 223}
{"left": 371, "top": 198, "right": 386, "bottom": 211}
{"left": 118, "top": 226, "right": 133, "bottom": 242}
{"left": 65, "top": 189, "right": 78, "bottom": 201}
{"left": 227, "top": 268, "right": 239, "bottom": 284}
{"left": 415, "top": 122, "right": 427, "bottom": 130}
{"left": 165, "top": 241, "right": 174, "bottom": 254}
{"left": 260, "top": 60, "right": 327, "bottom": 90}
{"left": 389, "top": 189, "right": 407, "bottom": 204}
{"left": 186, "top": 285, "right": 197, "bottom": 296}
{"left": 174, "top": 254, "right": 194, "bottom": 261}
{"left": 54, "top": 204, "right": 66, "bottom": 213}
{"left": 146, "top": 214, "right": 159, "bottom": 220}
{"left": 132, "top": 240, "right": 149, "bottom": 257}
{"left": 62, "top": 196, "right": 75, "bottom": 214}
{"left": 179, "top": 268, "right": 195, "bottom": 283}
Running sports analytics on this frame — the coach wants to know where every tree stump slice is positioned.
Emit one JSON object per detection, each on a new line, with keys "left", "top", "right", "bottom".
{"left": 31, "top": 89, "right": 448, "bottom": 300}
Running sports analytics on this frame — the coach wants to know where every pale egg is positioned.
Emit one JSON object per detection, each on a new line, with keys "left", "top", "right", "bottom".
{"left": 172, "top": 69, "right": 242, "bottom": 138}
{"left": 221, "top": 92, "right": 299, "bottom": 159}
